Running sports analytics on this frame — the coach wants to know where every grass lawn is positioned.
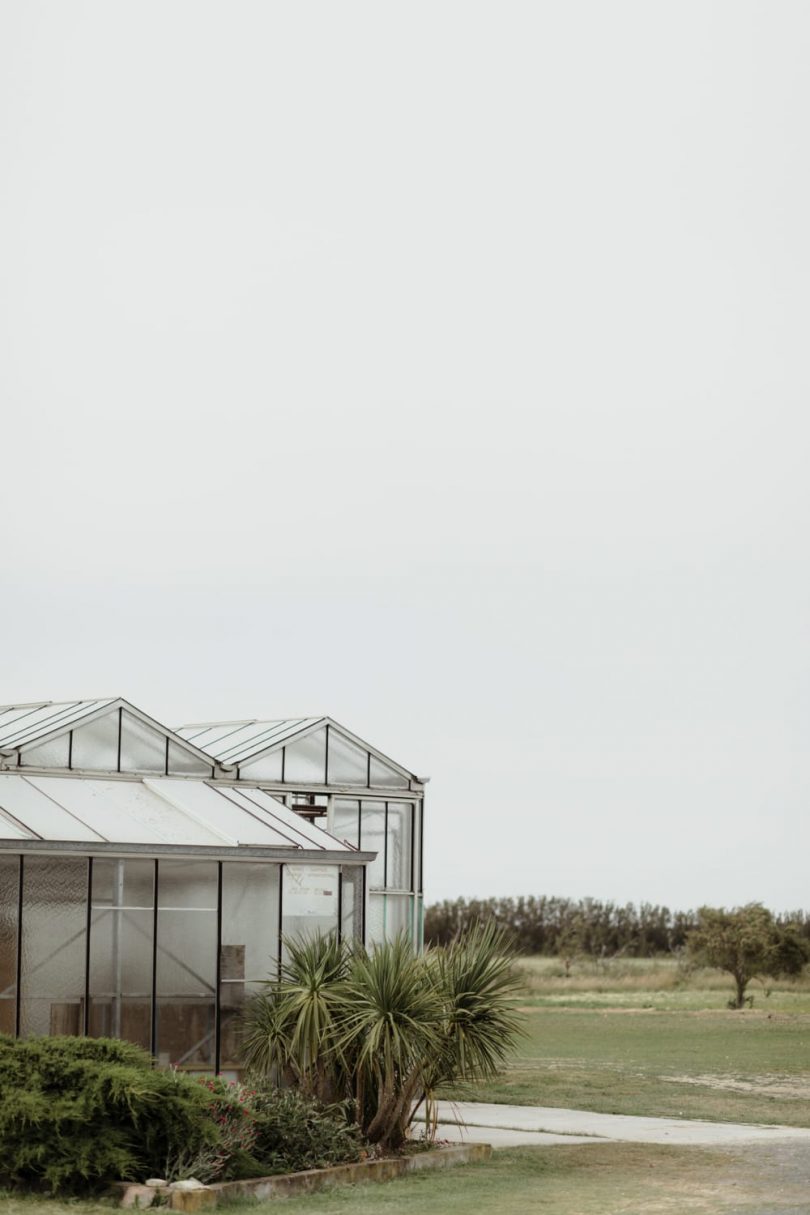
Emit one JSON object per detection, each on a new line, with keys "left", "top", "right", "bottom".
{"left": 443, "top": 957, "right": 810, "bottom": 1127}
{"left": 5, "top": 1144, "right": 810, "bottom": 1215}
{"left": 213, "top": 1144, "right": 800, "bottom": 1215}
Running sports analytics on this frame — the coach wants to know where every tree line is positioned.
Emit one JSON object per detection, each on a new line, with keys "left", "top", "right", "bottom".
{"left": 424, "top": 895, "right": 810, "bottom": 958}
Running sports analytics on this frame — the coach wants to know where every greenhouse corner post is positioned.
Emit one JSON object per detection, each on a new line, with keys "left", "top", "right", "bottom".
{"left": 215, "top": 861, "right": 223, "bottom": 1075}
{"left": 14, "top": 855, "right": 23, "bottom": 1036}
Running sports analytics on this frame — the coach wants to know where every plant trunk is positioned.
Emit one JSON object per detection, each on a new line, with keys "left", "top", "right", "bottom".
{"left": 733, "top": 972, "right": 747, "bottom": 1009}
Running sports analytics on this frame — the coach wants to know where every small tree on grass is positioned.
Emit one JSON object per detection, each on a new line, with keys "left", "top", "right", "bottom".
{"left": 687, "top": 904, "right": 808, "bottom": 1009}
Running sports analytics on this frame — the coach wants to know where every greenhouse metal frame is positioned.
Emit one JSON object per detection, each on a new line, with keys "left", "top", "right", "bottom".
{"left": 0, "top": 698, "right": 427, "bottom": 1073}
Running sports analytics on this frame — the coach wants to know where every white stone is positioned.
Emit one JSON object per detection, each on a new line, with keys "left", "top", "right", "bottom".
{"left": 145, "top": 1180, "right": 168, "bottom": 1188}
{"left": 171, "top": 1180, "right": 208, "bottom": 1191}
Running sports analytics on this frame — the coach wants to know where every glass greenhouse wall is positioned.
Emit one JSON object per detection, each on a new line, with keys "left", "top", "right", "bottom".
{"left": 0, "top": 853, "right": 364, "bottom": 1072}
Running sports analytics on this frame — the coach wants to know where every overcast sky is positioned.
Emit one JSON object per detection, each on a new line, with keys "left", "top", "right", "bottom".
{"left": 2, "top": 2, "right": 808, "bottom": 912}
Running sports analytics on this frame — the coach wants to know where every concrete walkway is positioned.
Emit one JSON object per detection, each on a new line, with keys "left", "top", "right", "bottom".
{"left": 426, "top": 1101, "right": 810, "bottom": 1148}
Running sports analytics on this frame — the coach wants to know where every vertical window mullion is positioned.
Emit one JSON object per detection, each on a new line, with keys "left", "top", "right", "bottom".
{"left": 337, "top": 871, "right": 343, "bottom": 944}
{"left": 215, "top": 862, "right": 222, "bottom": 1076}
{"left": 83, "top": 858, "right": 92, "bottom": 1036}
{"left": 383, "top": 802, "right": 389, "bottom": 889}
{"left": 277, "top": 863, "right": 284, "bottom": 981}
{"left": 150, "top": 859, "right": 158, "bottom": 1058}
{"left": 15, "top": 855, "right": 23, "bottom": 1038}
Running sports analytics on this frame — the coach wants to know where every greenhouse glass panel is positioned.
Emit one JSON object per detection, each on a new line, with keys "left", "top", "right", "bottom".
{"left": 385, "top": 802, "right": 412, "bottom": 891}
{"left": 0, "top": 857, "right": 18, "bottom": 1034}
{"left": 383, "top": 894, "right": 412, "bottom": 942}
{"left": 331, "top": 798, "right": 360, "bottom": 849}
{"left": 281, "top": 864, "right": 338, "bottom": 956}
{"left": 167, "top": 742, "right": 211, "bottom": 777}
{"left": 155, "top": 860, "right": 217, "bottom": 1068}
{"left": 220, "top": 862, "right": 280, "bottom": 1069}
{"left": 366, "top": 892, "right": 385, "bottom": 947}
{"left": 19, "top": 856, "right": 88, "bottom": 1037}
{"left": 368, "top": 756, "right": 409, "bottom": 789}
{"left": 71, "top": 712, "right": 119, "bottom": 771}
{"left": 283, "top": 728, "right": 327, "bottom": 784}
{"left": 88, "top": 859, "right": 153, "bottom": 1050}
{"left": 327, "top": 732, "right": 368, "bottom": 785}
{"left": 19, "top": 735, "right": 70, "bottom": 768}
{"left": 361, "top": 801, "right": 386, "bottom": 889}
{"left": 239, "top": 750, "right": 283, "bottom": 782}
{"left": 340, "top": 866, "right": 363, "bottom": 943}
{"left": 119, "top": 712, "right": 166, "bottom": 774}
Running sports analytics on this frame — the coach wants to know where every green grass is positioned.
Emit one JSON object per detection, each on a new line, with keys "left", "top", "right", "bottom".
{"left": 442, "top": 956, "right": 810, "bottom": 1127}
{"left": 214, "top": 1144, "right": 782, "bottom": 1215}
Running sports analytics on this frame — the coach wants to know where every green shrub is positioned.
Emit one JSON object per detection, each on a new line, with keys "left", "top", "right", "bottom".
{"left": 0, "top": 1035, "right": 218, "bottom": 1195}
{"left": 248, "top": 1084, "right": 364, "bottom": 1174}
{"left": 164, "top": 1077, "right": 261, "bottom": 1184}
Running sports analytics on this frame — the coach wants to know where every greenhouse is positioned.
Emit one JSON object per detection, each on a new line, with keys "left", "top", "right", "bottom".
{"left": 0, "top": 698, "right": 426, "bottom": 1073}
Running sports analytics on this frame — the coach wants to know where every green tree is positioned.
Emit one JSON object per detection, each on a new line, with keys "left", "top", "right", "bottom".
{"left": 687, "top": 904, "right": 808, "bottom": 1009}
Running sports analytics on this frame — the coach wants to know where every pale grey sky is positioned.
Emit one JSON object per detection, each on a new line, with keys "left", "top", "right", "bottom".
{"left": 2, "top": 2, "right": 808, "bottom": 911}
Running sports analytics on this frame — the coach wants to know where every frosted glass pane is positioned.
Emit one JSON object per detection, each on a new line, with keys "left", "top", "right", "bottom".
{"left": 89, "top": 910, "right": 153, "bottom": 997}
{"left": 20, "top": 856, "right": 88, "bottom": 1037}
{"left": 327, "top": 732, "right": 368, "bottom": 785}
{"left": 385, "top": 802, "right": 412, "bottom": 891}
{"left": 156, "top": 861, "right": 217, "bottom": 992}
{"left": 71, "top": 712, "right": 119, "bottom": 771}
{"left": 331, "top": 798, "right": 360, "bottom": 849}
{"left": 283, "top": 728, "right": 327, "bottom": 784}
{"left": 367, "top": 893, "right": 385, "bottom": 947}
{"left": 167, "top": 741, "right": 212, "bottom": 777}
{"left": 221, "top": 862, "right": 279, "bottom": 983}
{"left": 340, "top": 866, "right": 363, "bottom": 943}
{"left": 239, "top": 751, "right": 283, "bottom": 781}
{"left": 0, "top": 856, "right": 18, "bottom": 1033}
{"left": 89, "top": 859, "right": 154, "bottom": 1042}
{"left": 369, "top": 756, "right": 409, "bottom": 789}
{"left": 92, "top": 857, "right": 154, "bottom": 909}
{"left": 20, "top": 735, "right": 70, "bottom": 768}
{"left": 361, "top": 801, "right": 386, "bottom": 889}
{"left": 156, "top": 860, "right": 216, "bottom": 1068}
{"left": 119, "top": 712, "right": 166, "bottom": 774}
{"left": 384, "top": 894, "right": 412, "bottom": 942}
{"left": 281, "top": 864, "right": 338, "bottom": 955}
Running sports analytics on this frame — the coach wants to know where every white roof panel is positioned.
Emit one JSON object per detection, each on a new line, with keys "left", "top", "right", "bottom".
{"left": 144, "top": 779, "right": 298, "bottom": 848}
{"left": 0, "top": 773, "right": 356, "bottom": 854}
{"left": 24, "top": 777, "right": 225, "bottom": 847}
{"left": 0, "top": 774, "right": 105, "bottom": 841}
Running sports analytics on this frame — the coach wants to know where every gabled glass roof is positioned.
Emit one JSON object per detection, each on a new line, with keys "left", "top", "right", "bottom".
{"left": 176, "top": 716, "right": 421, "bottom": 783}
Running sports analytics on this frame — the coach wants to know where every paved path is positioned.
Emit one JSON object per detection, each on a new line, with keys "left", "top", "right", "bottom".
{"left": 426, "top": 1101, "right": 810, "bottom": 1148}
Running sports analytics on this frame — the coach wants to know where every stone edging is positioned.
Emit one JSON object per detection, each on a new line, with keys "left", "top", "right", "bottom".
{"left": 116, "top": 1143, "right": 492, "bottom": 1209}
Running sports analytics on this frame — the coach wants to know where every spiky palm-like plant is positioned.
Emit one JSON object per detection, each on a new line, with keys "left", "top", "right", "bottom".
{"left": 242, "top": 926, "right": 523, "bottom": 1153}
{"left": 241, "top": 933, "right": 350, "bottom": 1101}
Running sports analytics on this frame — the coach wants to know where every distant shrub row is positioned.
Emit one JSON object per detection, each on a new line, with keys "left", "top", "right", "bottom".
{"left": 424, "top": 896, "right": 810, "bottom": 958}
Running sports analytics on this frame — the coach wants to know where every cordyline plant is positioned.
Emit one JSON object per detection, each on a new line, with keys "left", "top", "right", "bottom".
{"left": 241, "top": 923, "right": 523, "bottom": 1152}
